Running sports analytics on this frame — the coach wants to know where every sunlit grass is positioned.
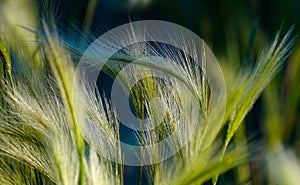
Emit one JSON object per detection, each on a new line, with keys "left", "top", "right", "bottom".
{"left": 0, "top": 1, "right": 299, "bottom": 185}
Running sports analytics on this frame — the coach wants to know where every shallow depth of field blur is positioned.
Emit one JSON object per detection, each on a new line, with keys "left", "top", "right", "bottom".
{"left": 1, "top": 0, "right": 300, "bottom": 185}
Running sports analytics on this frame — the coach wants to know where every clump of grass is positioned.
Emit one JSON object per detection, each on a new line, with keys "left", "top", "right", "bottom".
{"left": 0, "top": 1, "right": 296, "bottom": 185}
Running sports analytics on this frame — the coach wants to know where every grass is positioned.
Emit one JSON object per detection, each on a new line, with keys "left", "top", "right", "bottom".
{"left": 0, "top": 1, "right": 299, "bottom": 185}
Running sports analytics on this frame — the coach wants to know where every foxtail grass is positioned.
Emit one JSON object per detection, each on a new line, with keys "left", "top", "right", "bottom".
{"left": 0, "top": 1, "right": 296, "bottom": 185}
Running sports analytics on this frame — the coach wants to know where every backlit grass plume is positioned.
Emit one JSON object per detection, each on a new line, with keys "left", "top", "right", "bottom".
{"left": 0, "top": 1, "right": 296, "bottom": 185}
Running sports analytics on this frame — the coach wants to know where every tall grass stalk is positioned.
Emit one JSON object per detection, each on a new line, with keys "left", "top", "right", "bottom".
{"left": 213, "top": 27, "right": 294, "bottom": 185}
